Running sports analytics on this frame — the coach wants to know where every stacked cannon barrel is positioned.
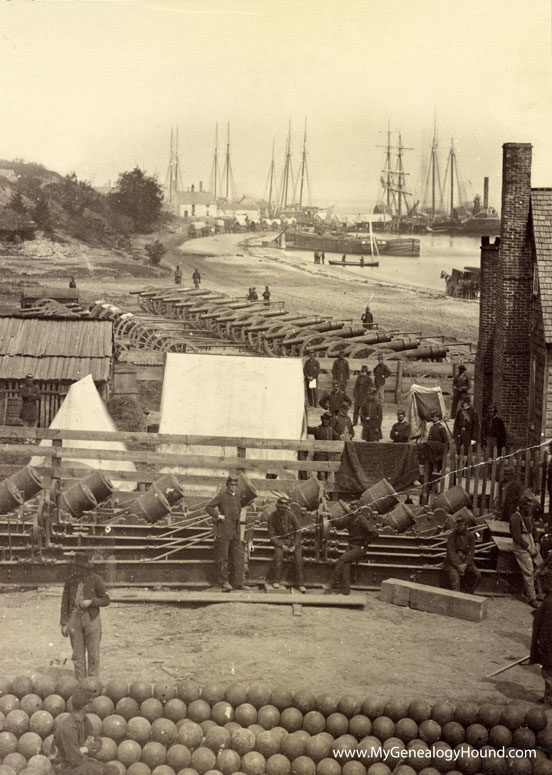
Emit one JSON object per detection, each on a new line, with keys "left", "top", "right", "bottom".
{"left": 0, "top": 673, "right": 547, "bottom": 775}
{"left": 127, "top": 286, "right": 450, "bottom": 362}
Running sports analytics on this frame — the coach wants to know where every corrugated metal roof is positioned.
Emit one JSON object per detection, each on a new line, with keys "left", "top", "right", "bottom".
{"left": 0, "top": 318, "right": 112, "bottom": 382}
{"left": 531, "top": 189, "right": 552, "bottom": 343}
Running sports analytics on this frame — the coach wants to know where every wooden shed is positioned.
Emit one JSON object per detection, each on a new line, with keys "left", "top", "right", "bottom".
{"left": 0, "top": 316, "right": 113, "bottom": 427}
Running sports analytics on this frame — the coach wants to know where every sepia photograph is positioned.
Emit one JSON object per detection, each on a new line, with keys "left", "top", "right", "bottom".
{"left": 1, "top": 1, "right": 552, "bottom": 774}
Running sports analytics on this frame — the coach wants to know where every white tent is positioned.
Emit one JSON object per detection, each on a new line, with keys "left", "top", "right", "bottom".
{"left": 31, "top": 374, "right": 136, "bottom": 491}
{"left": 404, "top": 383, "right": 447, "bottom": 439}
{"left": 158, "top": 353, "right": 306, "bottom": 479}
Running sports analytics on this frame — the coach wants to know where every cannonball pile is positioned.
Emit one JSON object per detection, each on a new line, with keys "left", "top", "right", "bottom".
{"left": 0, "top": 675, "right": 550, "bottom": 775}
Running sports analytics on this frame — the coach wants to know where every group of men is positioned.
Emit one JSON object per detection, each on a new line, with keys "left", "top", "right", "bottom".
{"left": 246, "top": 286, "right": 271, "bottom": 303}
{"left": 304, "top": 350, "right": 405, "bottom": 445}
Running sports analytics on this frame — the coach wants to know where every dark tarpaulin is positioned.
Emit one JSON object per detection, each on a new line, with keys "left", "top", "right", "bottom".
{"left": 336, "top": 441, "right": 420, "bottom": 497}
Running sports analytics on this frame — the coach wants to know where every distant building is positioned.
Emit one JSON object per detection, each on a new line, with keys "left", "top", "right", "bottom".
{"left": 222, "top": 196, "right": 261, "bottom": 222}
{"left": 474, "top": 142, "right": 552, "bottom": 448}
{"left": 171, "top": 183, "right": 218, "bottom": 219}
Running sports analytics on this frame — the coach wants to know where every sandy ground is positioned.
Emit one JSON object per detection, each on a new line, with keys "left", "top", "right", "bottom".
{"left": 0, "top": 589, "right": 545, "bottom": 709}
{"left": 0, "top": 229, "right": 517, "bottom": 709}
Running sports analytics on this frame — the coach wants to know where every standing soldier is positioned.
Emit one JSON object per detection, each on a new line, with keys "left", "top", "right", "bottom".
{"left": 319, "top": 380, "right": 346, "bottom": 417}
{"left": 481, "top": 405, "right": 506, "bottom": 454}
{"left": 307, "top": 412, "right": 340, "bottom": 481}
{"left": 360, "top": 387, "right": 382, "bottom": 441}
{"left": 331, "top": 351, "right": 350, "bottom": 393}
{"left": 361, "top": 304, "right": 374, "bottom": 329}
{"left": 390, "top": 409, "right": 411, "bottom": 443}
{"left": 192, "top": 268, "right": 201, "bottom": 288}
{"left": 267, "top": 497, "right": 306, "bottom": 592}
{"left": 262, "top": 285, "right": 271, "bottom": 304}
{"left": 352, "top": 365, "right": 373, "bottom": 426}
{"left": 19, "top": 373, "right": 40, "bottom": 428}
{"left": 303, "top": 350, "right": 321, "bottom": 407}
{"left": 60, "top": 552, "right": 110, "bottom": 682}
{"left": 373, "top": 355, "right": 391, "bottom": 404}
{"left": 330, "top": 508, "right": 379, "bottom": 595}
{"left": 510, "top": 495, "right": 543, "bottom": 608}
{"left": 174, "top": 265, "right": 182, "bottom": 285}
{"left": 453, "top": 397, "right": 479, "bottom": 452}
{"left": 451, "top": 364, "right": 471, "bottom": 418}
{"left": 332, "top": 399, "right": 354, "bottom": 440}
{"left": 205, "top": 475, "right": 245, "bottom": 592}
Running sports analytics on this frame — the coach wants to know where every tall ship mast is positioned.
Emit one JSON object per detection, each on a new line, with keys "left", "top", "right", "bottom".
{"left": 422, "top": 117, "right": 444, "bottom": 224}
{"left": 209, "top": 123, "right": 221, "bottom": 201}
{"left": 163, "top": 126, "right": 183, "bottom": 208}
{"left": 373, "top": 126, "right": 416, "bottom": 231}
{"left": 220, "top": 122, "right": 236, "bottom": 201}
{"left": 277, "top": 120, "right": 295, "bottom": 213}
{"left": 297, "top": 118, "right": 310, "bottom": 208}
{"left": 264, "top": 141, "right": 277, "bottom": 218}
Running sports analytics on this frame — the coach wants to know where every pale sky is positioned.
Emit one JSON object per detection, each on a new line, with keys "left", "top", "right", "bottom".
{"left": 1, "top": 0, "right": 551, "bottom": 209}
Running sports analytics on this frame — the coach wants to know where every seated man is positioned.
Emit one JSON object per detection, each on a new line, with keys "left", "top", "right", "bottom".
{"left": 330, "top": 507, "right": 379, "bottom": 595}
{"left": 444, "top": 515, "right": 481, "bottom": 594}
{"left": 51, "top": 687, "right": 119, "bottom": 775}
{"left": 267, "top": 497, "right": 306, "bottom": 593}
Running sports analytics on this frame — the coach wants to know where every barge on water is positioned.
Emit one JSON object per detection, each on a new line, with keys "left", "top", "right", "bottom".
{"left": 283, "top": 229, "right": 420, "bottom": 257}
{"left": 328, "top": 259, "right": 379, "bottom": 267}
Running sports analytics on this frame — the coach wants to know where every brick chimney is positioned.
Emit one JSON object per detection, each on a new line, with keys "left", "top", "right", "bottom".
{"left": 474, "top": 235, "right": 500, "bottom": 421}
{"left": 493, "top": 143, "right": 533, "bottom": 446}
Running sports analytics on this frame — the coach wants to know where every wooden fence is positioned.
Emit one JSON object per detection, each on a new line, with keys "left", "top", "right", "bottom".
{"left": 0, "top": 426, "right": 546, "bottom": 515}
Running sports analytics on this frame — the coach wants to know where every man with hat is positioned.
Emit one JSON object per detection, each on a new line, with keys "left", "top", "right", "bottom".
{"left": 361, "top": 304, "right": 374, "bottom": 329}
{"left": 330, "top": 507, "right": 379, "bottom": 595}
{"left": 266, "top": 496, "right": 306, "bottom": 593}
{"left": 331, "top": 351, "right": 351, "bottom": 393}
{"left": 451, "top": 364, "right": 471, "bottom": 418}
{"left": 205, "top": 475, "right": 245, "bottom": 592}
{"left": 444, "top": 514, "right": 481, "bottom": 594}
{"left": 390, "top": 409, "right": 411, "bottom": 443}
{"left": 453, "top": 396, "right": 479, "bottom": 452}
{"left": 360, "top": 387, "right": 382, "bottom": 441}
{"left": 352, "top": 364, "right": 374, "bottom": 426}
{"left": 373, "top": 354, "right": 391, "bottom": 405}
{"left": 52, "top": 686, "right": 119, "bottom": 774}
{"left": 60, "top": 552, "right": 110, "bottom": 682}
{"left": 510, "top": 494, "right": 543, "bottom": 608}
{"left": 19, "top": 373, "right": 40, "bottom": 428}
{"left": 319, "top": 380, "right": 347, "bottom": 417}
{"left": 332, "top": 397, "right": 354, "bottom": 441}
{"left": 303, "top": 349, "right": 321, "bottom": 407}
{"left": 307, "top": 413, "right": 340, "bottom": 481}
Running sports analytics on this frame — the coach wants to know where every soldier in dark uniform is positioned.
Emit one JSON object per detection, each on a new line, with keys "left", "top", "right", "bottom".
{"left": 360, "top": 387, "right": 382, "bottom": 441}
{"left": 444, "top": 515, "right": 481, "bottom": 594}
{"left": 319, "top": 381, "right": 346, "bottom": 417}
{"left": 307, "top": 412, "right": 340, "bottom": 481}
{"left": 390, "top": 409, "right": 411, "bottom": 443}
{"left": 453, "top": 397, "right": 479, "bottom": 452}
{"left": 174, "top": 265, "right": 182, "bottom": 284}
{"left": 373, "top": 355, "right": 391, "bottom": 404}
{"left": 267, "top": 497, "right": 306, "bottom": 592}
{"left": 19, "top": 373, "right": 40, "bottom": 428}
{"left": 262, "top": 285, "right": 270, "bottom": 304}
{"left": 192, "top": 268, "right": 201, "bottom": 288}
{"left": 417, "top": 411, "right": 449, "bottom": 490}
{"left": 303, "top": 350, "right": 321, "bottom": 407}
{"left": 451, "top": 364, "right": 471, "bottom": 418}
{"left": 331, "top": 351, "right": 350, "bottom": 393}
{"left": 332, "top": 399, "right": 354, "bottom": 441}
{"left": 205, "top": 475, "right": 245, "bottom": 591}
{"left": 530, "top": 571, "right": 552, "bottom": 707}
{"left": 361, "top": 304, "right": 374, "bottom": 329}
{"left": 481, "top": 405, "right": 506, "bottom": 454}
{"left": 352, "top": 365, "right": 373, "bottom": 426}
{"left": 330, "top": 507, "right": 379, "bottom": 595}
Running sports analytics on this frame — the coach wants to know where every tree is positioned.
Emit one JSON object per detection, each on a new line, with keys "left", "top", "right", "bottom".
{"left": 61, "top": 172, "right": 95, "bottom": 216}
{"left": 32, "top": 197, "right": 51, "bottom": 231}
{"left": 108, "top": 167, "right": 164, "bottom": 232}
{"left": 8, "top": 192, "right": 26, "bottom": 214}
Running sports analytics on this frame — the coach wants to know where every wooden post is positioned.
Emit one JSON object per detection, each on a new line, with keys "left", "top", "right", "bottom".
{"left": 472, "top": 447, "right": 480, "bottom": 514}
{"left": 541, "top": 452, "right": 548, "bottom": 513}
{"left": 395, "top": 361, "right": 404, "bottom": 404}
{"left": 51, "top": 437, "right": 63, "bottom": 524}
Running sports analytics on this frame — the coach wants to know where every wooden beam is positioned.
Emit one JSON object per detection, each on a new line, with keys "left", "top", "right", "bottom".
{"left": 107, "top": 589, "right": 366, "bottom": 608}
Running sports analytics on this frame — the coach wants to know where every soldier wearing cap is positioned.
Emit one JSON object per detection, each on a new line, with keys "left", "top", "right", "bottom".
{"left": 444, "top": 515, "right": 481, "bottom": 594}
{"left": 331, "top": 351, "right": 351, "bottom": 393}
{"left": 205, "top": 475, "right": 245, "bottom": 592}
{"left": 353, "top": 365, "right": 374, "bottom": 426}
{"left": 19, "top": 373, "right": 40, "bottom": 428}
{"left": 360, "top": 387, "right": 382, "bottom": 441}
{"left": 330, "top": 507, "right": 379, "bottom": 595}
{"left": 319, "top": 380, "right": 347, "bottom": 417}
{"left": 390, "top": 409, "right": 411, "bottom": 443}
{"left": 510, "top": 494, "right": 543, "bottom": 608}
{"left": 373, "top": 355, "right": 391, "bottom": 405}
{"left": 60, "top": 552, "right": 110, "bottom": 682}
{"left": 451, "top": 364, "right": 471, "bottom": 418}
{"left": 266, "top": 496, "right": 306, "bottom": 592}
{"left": 303, "top": 349, "right": 321, "bottom": 407}
{"left": 52, "top": 686, "right": 119, "bottom": 775}
{"left": 307, "top": 412, "right": 340, "bottom": 481}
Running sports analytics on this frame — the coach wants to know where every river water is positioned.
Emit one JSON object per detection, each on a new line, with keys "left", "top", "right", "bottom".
{"left": 279, "top": 232, "right": 482, "bottom": 293}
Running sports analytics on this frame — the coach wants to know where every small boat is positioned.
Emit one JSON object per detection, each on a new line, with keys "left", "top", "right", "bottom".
{"left": 328, "top": 260, "right": 379, "bottom": 267}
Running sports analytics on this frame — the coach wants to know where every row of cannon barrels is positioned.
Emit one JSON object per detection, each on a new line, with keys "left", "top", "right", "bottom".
{"left": 89, "top": 302, "right": 196, "bottom": 353}
{"left": 130, "top": 286, "right": 448, "bottom": 361}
